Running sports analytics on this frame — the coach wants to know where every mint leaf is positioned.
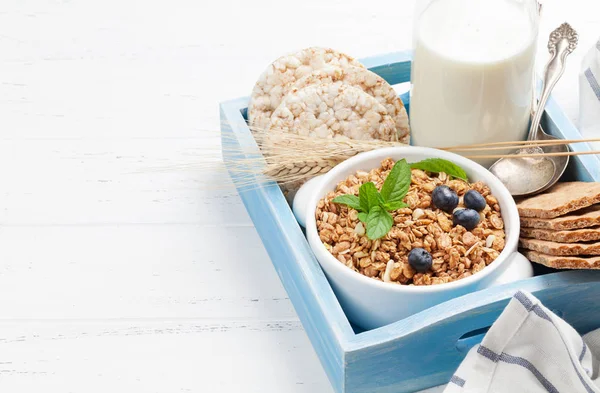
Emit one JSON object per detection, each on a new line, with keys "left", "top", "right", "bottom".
{"left": 328, "top": 160, "right": 414, "bottom": 240}
{"left": 366, "top": 206, "right": 394, "bottom": 240}
{"left": 410, "top": 158, "right": 468, "bottom": 181}
{"left": 332, "top": 194, "right": 363, "bottom": 211}
{"left": 382, "top": 201, "right": 408, "bottom": 211}
{"left": 380, "top": 159, "right": 411, "bottom": 204}
{"left": 359, "top": 182, "right": 383, "bottom": 212}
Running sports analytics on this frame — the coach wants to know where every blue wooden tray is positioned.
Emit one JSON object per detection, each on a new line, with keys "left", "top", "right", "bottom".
{"left": 220, "top": 51, "right": 600, "bottom": 393}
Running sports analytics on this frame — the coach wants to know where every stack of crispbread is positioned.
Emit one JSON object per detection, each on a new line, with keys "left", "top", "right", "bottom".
{"left": 518, "top": 182, "right": 600, "bottom": 269}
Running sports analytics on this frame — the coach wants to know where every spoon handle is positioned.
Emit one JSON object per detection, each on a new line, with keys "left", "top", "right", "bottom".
{"left": 528, "top": 23, "right": 578, "bottom": 141}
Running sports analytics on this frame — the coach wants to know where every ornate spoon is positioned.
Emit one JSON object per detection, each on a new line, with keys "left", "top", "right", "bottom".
{"left": 489, "top": 23, "right": 578, "bottom": 197}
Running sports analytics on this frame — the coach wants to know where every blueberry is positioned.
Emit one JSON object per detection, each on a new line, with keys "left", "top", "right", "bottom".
{"left": 464, "top": 190, "right": 487, "bottom": 212}
{"left": 453, "top": 208, "right": 480, "bottom": 230}
{"left": 408, "top": 248, "right": 433, "bottom": 273}
{"left": 432, "top": 185, "right": 459, "bottom": 213}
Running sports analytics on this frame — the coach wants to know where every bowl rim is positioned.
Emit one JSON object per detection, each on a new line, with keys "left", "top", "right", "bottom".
{"left": 304, "top": 146, "right": 521, "bottom": 294}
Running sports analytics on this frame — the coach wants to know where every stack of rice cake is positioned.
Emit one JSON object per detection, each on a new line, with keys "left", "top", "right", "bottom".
{"left": 517, "top": 182, "right": 600, "bottom": 269}
{"left": 247, "top": 47, "right": 411, "bottom": 202}
{"left": 248, "top": 47, "right": 410, "bottom": 143}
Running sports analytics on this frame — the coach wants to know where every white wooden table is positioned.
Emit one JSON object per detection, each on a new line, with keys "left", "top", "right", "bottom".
{"left": 0, "top": 1, "right": 597, "bottom": 392}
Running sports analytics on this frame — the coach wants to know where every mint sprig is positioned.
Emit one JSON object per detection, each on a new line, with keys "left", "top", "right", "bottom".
{"left": 332, "top": 159, "right": 410, "bottom": 240}
{"left": 330, "top": 194, "right": 361, "bottom": 211}
{"left": 410, "top": 158, "right": 468, "bottom": 181}
{"left": 331, "top": 157, "right": 468, "bottom": 241}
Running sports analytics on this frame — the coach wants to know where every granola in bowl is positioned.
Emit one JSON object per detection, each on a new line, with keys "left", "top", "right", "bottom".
{"left": 315, "top": 158, "right": 506, "bottom": 286}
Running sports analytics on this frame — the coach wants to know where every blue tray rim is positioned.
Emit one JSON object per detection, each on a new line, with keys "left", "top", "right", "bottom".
{"left": 220, "top": 91, "right": 600, "bottom": 344}
{"left": 219, "top": 50, "right": 600, "bottom": 392}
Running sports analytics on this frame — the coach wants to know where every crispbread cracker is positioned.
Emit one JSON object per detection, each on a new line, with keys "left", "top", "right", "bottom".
{"left": 520, "top": 205, "right": 600, "bottom": 230}
{"left": 292, "top": 65, "right": 409, "bottom": 143}
{"left": 248, "top": 47, "right": 365, "bottom": 130}
{"left": 520, "top": 237, "right": 600, "bottom": 256}
{"left": 516, "top": 182, "right": 600, "bottom": 218}
{"left": 268, "top": 81, "right": 397, "bottom": 141}
{"left": 523, "top": 250, "right": 600, "bottom": 269}
{"left": 520, "top": 226, "right": 600, "bottom": 243}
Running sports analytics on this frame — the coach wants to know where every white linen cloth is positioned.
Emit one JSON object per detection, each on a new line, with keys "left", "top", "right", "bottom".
{"left": 444, "top": 291, "right": 600, "bottom": 393}
{"left": 579, "top": 37, "right": 600, "bottom": 149}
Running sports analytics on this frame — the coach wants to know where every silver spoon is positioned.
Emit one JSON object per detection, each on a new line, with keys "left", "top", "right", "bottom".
{"left": 489, "top": 23, "right": 578, "bottom": 197}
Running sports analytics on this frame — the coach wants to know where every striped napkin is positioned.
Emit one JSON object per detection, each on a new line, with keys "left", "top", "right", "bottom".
{"left": 580, "top": 37, "right": 600, "bottom": 149}
{"left": 444, "top": 291, "right": 600, "bottom": 392}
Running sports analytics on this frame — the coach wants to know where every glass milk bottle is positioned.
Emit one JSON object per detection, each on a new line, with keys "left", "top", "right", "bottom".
{"left": 410, "top": 0, "right": 540, "bottom": 167}
{"left": 579, "top": 37, "right": 600, "bottom": 150}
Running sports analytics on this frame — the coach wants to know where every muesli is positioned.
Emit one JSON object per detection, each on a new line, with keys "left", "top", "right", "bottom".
{"left": 315, "top": 158, "right": 506, "bottom": 286}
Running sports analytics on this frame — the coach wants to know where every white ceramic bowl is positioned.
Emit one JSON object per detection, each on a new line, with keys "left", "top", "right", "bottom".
{"left": 293, "top": 147, "right": 533, "bottom": 330}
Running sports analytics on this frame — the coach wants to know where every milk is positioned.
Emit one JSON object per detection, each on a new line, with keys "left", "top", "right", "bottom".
{"left": 410, "top": 0, "right": 538, "bottom": 167}
{"left": 579, "top": 38, "right": 600, "bottom": 150}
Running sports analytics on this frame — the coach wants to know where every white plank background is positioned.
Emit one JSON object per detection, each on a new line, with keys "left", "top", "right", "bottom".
{"left": 0, "top": 1, "right": 598, "bottom": 392}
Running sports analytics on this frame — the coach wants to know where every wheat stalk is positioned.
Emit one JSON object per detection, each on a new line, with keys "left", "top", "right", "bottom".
{"left": 137, "top": 121, "right": 600, "bottom": 192}
{"left": 442, "top": 137, "right": 600, "bottom": 151}
{"left": 240, "top": 126, "right": 406, "bottom": 186}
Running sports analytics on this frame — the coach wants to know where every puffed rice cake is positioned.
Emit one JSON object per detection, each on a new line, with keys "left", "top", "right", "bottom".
{"left": 247, "top": 47, "right": 365, "bottom": 130}
{"left": 292, "top": 65, "right": 409, "bottom": 143}
{"left": 268, "top": 81, "right": 397, "bottom": 141}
